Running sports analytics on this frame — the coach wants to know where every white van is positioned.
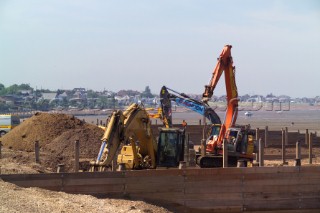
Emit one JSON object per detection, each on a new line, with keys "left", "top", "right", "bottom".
{"left": 0, "top": 114, "right": 20, "bottom": 137}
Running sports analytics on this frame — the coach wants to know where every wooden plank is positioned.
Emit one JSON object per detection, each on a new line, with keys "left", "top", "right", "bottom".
{"left": 183, "top": 192, "right": 243, "bottom": 201}
{"left": 294, "top": 184, "right": 320, "bottom": 192}
{"left": 125, "top": 181, "right": 184, "bottom": 193}
{"left": 300, "top": 198, "right": 320, "bottom": 209}
{"left": 63, "top": 171, "right": 125, "bottom": 179}
{"left": 5, "top": 179, "right": 61, "bottom": 188}
{"left": 63, "top": 177, "right": 125, "bottom": 186}
{"left": 298, "top": 173, "right": 320, "bottom": 179}
{"left": 244, "top": 191, "right": 320, "bottom": 200}
{"left": 183, "top": 199, "right": 243, "bottom": 211}
{"left": 185, "top": 179, "right": 242, "bottom": 189}
{"left": 128, "top": 191, "right": 184, "bottom": 202}
{"left": 243, "top": 172, "right": 300, "bottom": 180}
{"left": 243, "top": 178, "right": 302, "bottom": 186}
{"left": 185, "top": 184, "right": 242, "bottom": 194}
{"left": 125, "top": 175, "right": 183, "bottom": 184}
{"left": 0, "top": 173, "right": 62, "bottom": 181}
{"left": 244, "top": 199, "right": 301, "bottom": 211}
{"left": 184, "top": 168, "right": 244, "bottom": 176}
{"left": 246, "top": 210, "right": 320, "bottom": 213}
{"left": 299, "top": 166, "right": 320, "bottom": 173}
{"left": 63, "top": 183, "right": 124, "bottom": 194}
{"left": 125, "top": 169, "right": 183, "bottom": 177}
{"left": 241, "top": 166, "right": 300, "bottom": 174}
{"left": 243, "top": 184, "right": 301, "bottom": 193}
{"left": 185, "top": 173, "right": 244, "bottom": 182}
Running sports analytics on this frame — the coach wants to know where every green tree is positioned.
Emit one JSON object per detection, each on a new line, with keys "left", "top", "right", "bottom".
{"left": 0, "top": 83, "right": 34, "bottom": 95}
{"left": 0, "top": 102, "right": 9, "bottom": 113}
{"left": 0, "top": 83, "right": 5, "bottom": 91}
{"left": 87, "top": 89, "right": 98, "bottom": 98}
{"left": 141, "top": 86, "right": 154, "bottom": 98}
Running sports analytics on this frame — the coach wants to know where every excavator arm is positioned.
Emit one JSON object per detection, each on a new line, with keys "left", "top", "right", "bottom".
{"left": 160, "top": 86, "right": 221, "bottom": 126}
{"left": 90, "top": 103, "right": 157, "bottom": 171}
{"left": 202, "top": 45, "right": 239, "bottom": 151}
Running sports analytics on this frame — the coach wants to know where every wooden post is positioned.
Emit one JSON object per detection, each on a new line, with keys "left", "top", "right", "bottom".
{"left": 264, "top": 126, "right": 269, "bottom": 147}
{"left": 201, "top": 113, "right": 207, "bottom": 158}
{"left": 285, "top": 127, "right": 289, "bottom": 145}
{"left": 309, "top": 133, "right": 313, "bottom": 164}
{"left": 184, "top": 134, "right": 190, "bottom": 166}
{"left": 305, "top": 129, "right": 309, "bottom": 145}
{"left": 112, "top": 160, "right": 117, "bottom": 171}
{"left": 256, "top": 128, "right": 260, "bottom": 141}
{"left": 199, "top": 119, "right": 201, "bottom": 125}
{"left": 202, "top": 115, "right": 206, "bottom": 140}
{"left": 281, "top": 129, "right": 286, "bottom": 165}
{"left": 179, "top": 161, "right": 187, "bottom": 169}
{"left": 0, "top": 140, "right": 2, "bottom": 159}
{"left": 295, "top": 141, "right": 301, "bottom": 167}
{"left": 75, "top": 140, "right": 80, "bottom": 172}
{"left": 255, "top": 146, "right": 259, "bottom": 163}
{"left": 57, "top": 164, "right": 65, "bottom": 173}
{"left": 200, "top": 139, "right": 206, "bottom": 157}
{"left": 116, "top": 163, "right": 125, "bottom": 171}
{"left": 223, "top": 139, "right": 228, "bottom": 168}
{"left": 237, "top": 160, "right": 245, "bottom": 167}
{"left": 188, "top": 149, "right": 196, "bottom": 167}
{"left": 35, "top": 141, "right": 40, "bottom": 163}
{"left": 259, "top": 138, "right": 264, "bottom": 167}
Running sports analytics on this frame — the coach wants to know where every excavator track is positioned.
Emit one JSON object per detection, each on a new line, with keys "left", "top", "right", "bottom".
{"left": 197, "top": 155, "right": 238, "bottom": 168}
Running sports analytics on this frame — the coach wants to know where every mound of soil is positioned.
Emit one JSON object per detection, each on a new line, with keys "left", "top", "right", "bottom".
{"left": 1, "top": 112, "right": 104, "bottom": 172}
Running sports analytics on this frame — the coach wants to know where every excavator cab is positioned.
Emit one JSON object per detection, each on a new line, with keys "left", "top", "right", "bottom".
{"left": 207, "top": 124, "right": 221, "bottom": 141}
{"left": 224, "top": 126, "right": 256, "bottom": 164}
{"left": 157, "top": 128, "right": 186, "bottom": 167}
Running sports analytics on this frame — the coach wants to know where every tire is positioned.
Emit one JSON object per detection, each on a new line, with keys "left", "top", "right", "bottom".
{"left": 0, "top": 131, "right": 6, "bottom": 137}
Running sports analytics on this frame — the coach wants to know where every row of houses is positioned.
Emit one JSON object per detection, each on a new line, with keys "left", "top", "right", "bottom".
{"left": 0, "top": 87, "right": 319, "bottom": 112}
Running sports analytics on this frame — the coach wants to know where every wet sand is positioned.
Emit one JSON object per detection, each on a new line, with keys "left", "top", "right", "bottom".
{"left": 76, "top": 109, "right": 320, "bottom": 133}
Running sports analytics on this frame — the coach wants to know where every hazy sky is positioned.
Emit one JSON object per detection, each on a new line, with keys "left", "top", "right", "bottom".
{"left": 1, "top": 0, "right": 319, "bottom": 97}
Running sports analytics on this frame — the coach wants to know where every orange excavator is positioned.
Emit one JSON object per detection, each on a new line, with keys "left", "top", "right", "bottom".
{"left": 197, "top": 45, "right": 256, "bottom": 167}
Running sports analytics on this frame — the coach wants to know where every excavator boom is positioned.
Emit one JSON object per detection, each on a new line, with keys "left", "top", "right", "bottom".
{"left": 91, "top": 103, "right": 189, "bottom": 171}
{"left": 197, "top": 45, "right": 255, "bottom": 168}
{"left": 160, "top": 86, "right": 221, "bottom": 126}
{"left": 202, "top": 45, "right": 239, "bottom": 151}
{"left": 90, "top": 103, "right": 157, "bottom": 171}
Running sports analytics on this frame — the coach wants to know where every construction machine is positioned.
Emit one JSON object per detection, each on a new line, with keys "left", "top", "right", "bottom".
{"left": 0, "top": 114, "right": 20, "bottom": 137}
{"left": 197, "top": 44, "right": 256, "bottom": 167}
{"left": 160, "top": 85, "right": 221, "bottom": 126}
{"left": 90, "top": 103, "right": 189, "bottom": 171}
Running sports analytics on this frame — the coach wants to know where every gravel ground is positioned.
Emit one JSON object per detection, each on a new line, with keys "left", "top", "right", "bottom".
{"left": 0, "top": 180, "right": 171, "bottom": 213}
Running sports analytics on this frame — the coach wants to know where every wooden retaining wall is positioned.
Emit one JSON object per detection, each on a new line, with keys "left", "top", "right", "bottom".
{"left": 1, "top": 166, "right": 320, "bottom": 212}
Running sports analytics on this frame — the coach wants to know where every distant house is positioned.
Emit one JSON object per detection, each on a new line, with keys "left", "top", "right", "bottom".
{"left": 1, "top": 95, "right": 23, "bottom": 105}
{"left": 115, "top": 95, "right": 130, "bottom": 105}
{"left": 0, "top": 97, "right": 6, "bottom": 104}
{"left": 40, "top": 92, "right": 58, "bottom": 103}
{"left": 72, "top": 88, "right": 87, "bottom": 100}
{"left": 57, "top": 92, "right": 68, "bottom": 100}
{"left": 19, "top": 90, "right": 33, "bottom": 96}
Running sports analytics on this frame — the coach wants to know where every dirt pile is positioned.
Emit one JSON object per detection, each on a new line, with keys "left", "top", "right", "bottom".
{"left": 1, "top": 112, "right": 104, "bottom": 172}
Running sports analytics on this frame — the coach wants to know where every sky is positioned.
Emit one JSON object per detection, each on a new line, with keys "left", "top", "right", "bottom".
{"left": 0, "top": 0, "right": 319, "bottom": 98}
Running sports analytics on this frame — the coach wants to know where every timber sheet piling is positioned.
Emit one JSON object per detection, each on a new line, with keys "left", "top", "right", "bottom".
{"left": 1, "top": 167, "right": 320, "bottom": 212}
